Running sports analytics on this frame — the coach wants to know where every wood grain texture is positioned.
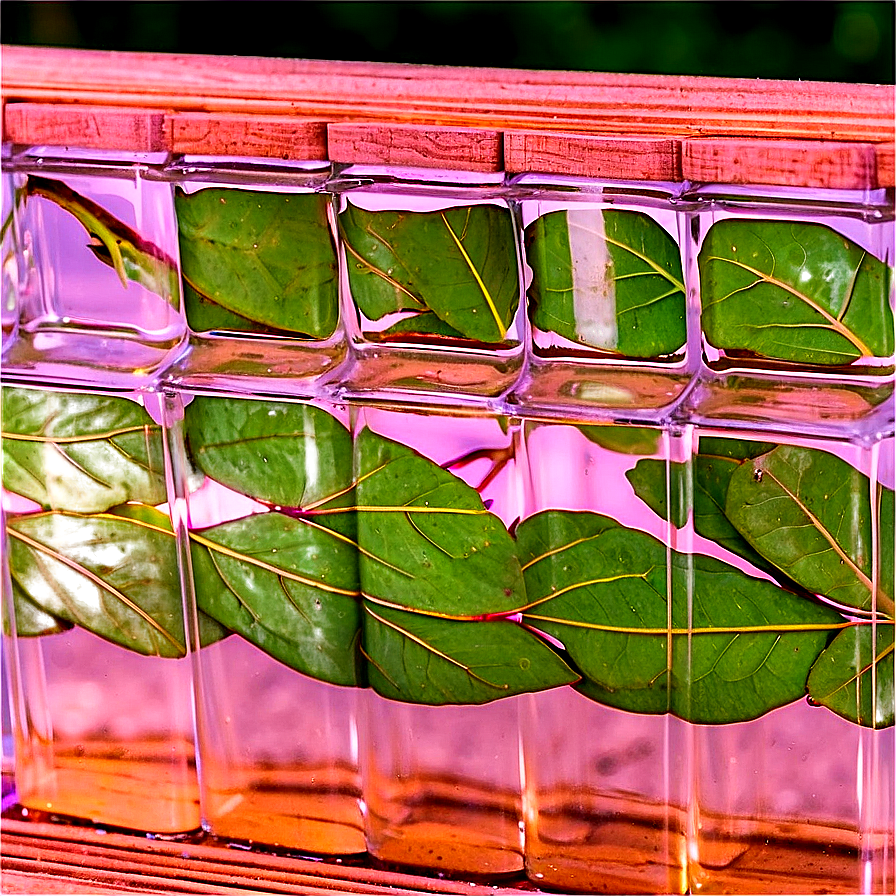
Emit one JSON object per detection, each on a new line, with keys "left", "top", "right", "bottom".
{"left": 876, "top": 141, "right": 895, "bottom": 188}
{"left": 504, "top": 132, "right": 679, "bottom": 180}
{"left": 682, "top": 137, "right": 883, "bottom": 190}
{"left": 2, "top": 46, "right": 893, "bottom": 142}
{"left": 168, "top": 113, "right": 328, "bottom": 160}
{"left": 327, "top": 123, "right": 502, "bottom": 171}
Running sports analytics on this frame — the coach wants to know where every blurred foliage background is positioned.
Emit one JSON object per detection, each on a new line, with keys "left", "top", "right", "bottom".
{"left": 1, "top": 1, "right": 894, "bottom": 83}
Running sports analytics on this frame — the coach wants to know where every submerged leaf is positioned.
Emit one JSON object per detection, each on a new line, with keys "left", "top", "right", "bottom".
{"left": 699, "top": 218, "right": 894, "bottom": 365}
{"left": 808, "top": 624, "right": 894, "bottom": 728}
{"left": 176, "top": 187, "right": 339, "bottom": 337}
{"left": 726, "top": 445, "right": 895, "bottom": 614}
{"left": 340, "top": 203, "right": 520, "bottom": 342}
{"left": 355, "top": 427, "right": 525, "bottom": 617}
{"left": 8, "top": 578, "right": 73, "bottom": 637}
{"left": 363, "top": 602, "right": 577, "bottom": 705}
{"left": 578, "top": 425, "right": 661, "bottom": 456}
{"left": 525, "top": 208, "right": 686, "bottom": 357}
{"left": 1, "top": 386, "right": 166, "bottom": 513}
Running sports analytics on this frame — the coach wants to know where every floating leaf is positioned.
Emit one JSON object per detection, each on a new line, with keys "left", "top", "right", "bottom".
{"left": 726, "top": 445, "right": 896, "bottom": 615}
{"left": 1, "top": 386, "right": 166, "bottom": 513}
{"left": 517, "top": 510, "right": 844, "bottom": 723}
{"left": 339, "top": 203, "right": 520, "bottom": 342}
{"left": 524, "top": 208, "right": 686, "bottom": 357}
{"left": 175, "top": 187, "right": 339, "bottom": 337}
{"left": 185, "top": 397, "right": 353, "bottom": 509}
{"left": 699, "top": 218, "right": 894, "bottom": 365}
{"left": 191, "top": 512, "right": 362, "bottom": 686}
{"left": 25, "top": 176, "right": 178, "bottom": 302}
{"left": 7, "top": 506, "right": 190, "bottom": 656}
{"left": 808, "top": 624, "right": 894, "bottom": 728}
{"left": 362, "top": 602, "right": 577, "bottom": 705}
{"left": 355, "top": 428, "right": 525, "bottom": 617}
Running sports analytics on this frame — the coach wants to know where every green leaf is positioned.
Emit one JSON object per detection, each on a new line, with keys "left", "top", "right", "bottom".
{"left": 7, "top": 578, "right": 73, "bottom": 637}
{"left": 362, "top": 602, "right": 578, "bottom": 705}
{"left": 182, "top": 278, "right": 296, "bottom": 336}
{"left": 355, "top": 428, "right": 525, "bottom": 617}
{"left": 25, "top": 176, "right": 178, "bottom": 302}
{"left": 726, "top": 445, "right": 896, "bottom": 615}
{"left": 524, "top": 208, "right": 686, "bottom": 357}
{"left": 339, "top": 203, "right": 520, "bottom": 343}
{"left": 175, "top": 187, "right": 339, "bottom": 338}
{"left": 381, "top": 311, "right": 467, "bottom": 339}
{"left": 578, "top": 424, "right": 661, "bottom": 456}
{"left": 1, "top": 386, "right": 166, "bottom": 513}
{"left": 807, "top": 624, "right": 894, "bottom": 728}
{"left": 699, "top": 218, "right": 894, "bottom": 365}
{"left": 6, "top": 506, "right": 189, "bottom": 656}
{"left": 517, "top": 510, "right": 845, "bottom": 724}
{"left": 185, "top": 397, "right": 353, "bottom": 508}
{"left": 191, "top": 512, "right": 362, "bottom": 686}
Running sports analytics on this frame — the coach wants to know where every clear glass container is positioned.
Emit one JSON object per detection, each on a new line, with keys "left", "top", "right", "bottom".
{"left": 509, "top": 174, "right": 694, "bottom": 420}
{"left": 685, "top": 183, "right": 895, "bottom": 429}
{"left": 353, "top": 404, "right": 534, "bottom": 877}
{"left": 2, "top": 147, "right": 186, "bottom": 388}
{"left": 165, "top": 157, "right": 347, "bottom": 393}
{"left": 0, "top": 381, "right": 201, "bottom": 833}
{"left": 331, "top": 166, "right": 526, "bottom": 403}
{"left": 175, "top": 389, "right": 365, "bottom": 855}
{"left": 682, "top": 424, "right": 894, "bottom": 894}
{"left": 519, "top": 417, "right": 689, "bottom": 893}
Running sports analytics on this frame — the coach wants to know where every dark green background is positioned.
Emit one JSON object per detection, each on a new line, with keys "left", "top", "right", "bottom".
{"left": 2, "top": 1, "right": 893, "bottom": 83}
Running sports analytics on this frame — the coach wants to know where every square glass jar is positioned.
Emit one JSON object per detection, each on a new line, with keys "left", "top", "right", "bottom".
{"left": 166, "top": 157, "right": 346, "bottom": 393}
{"left": 174, "top": 389, "right": 365, "bottom": 855}
{"left": 519, "top": 417, "right": 689, "bottom": 894}
{"left": 684, "top": 182, "right": 895, "bottom": 429}
{"left": 331, "top": 166, "right": 526, "bottom": 402}
{"left": 352, "top": 403, "right": 538, "bottom": 878}
{"left": 509, "top": 174, "right": 694, "bottom": 420}
{"left": 1, "top": 381, "right": 202, "bottom": 834}
{"left": 681, "top": 424, "right": 894, "bottom": 894}
{"left": 2, "top": 147, "right": 185, "bottom": 388}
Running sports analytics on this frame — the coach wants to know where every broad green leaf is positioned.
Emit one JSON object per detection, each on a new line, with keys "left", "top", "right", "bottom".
{"left": 6, "top": 506, "right": 189, "bottom": 656}
{"left": 726, "top": 445, "right": 896, "bottom": 615}
{"left": 175, "top": 187, "right": 338, "bottom": 337}
{"left": 8, "top": 578, "right": 73, "bottom": 637}
{"left": 699, "top": 218, "right": 894, "bottom": 365}
{"left": 382, "top": 311, "right": 467, "bottom": 339}
{"left": 355, "top": 428, "right": 525, "bottom": 617}
{"left": 363, "top": 602, "right": 578, "bottom": 705}
{"left": 340, "top": 203, "right": 520, "bottom": 343}
{"left": 517, "top": 510, "right": 844, "bottom": 724}
{"left": 524, "top": 209, "right": 686, "bottom": 357}
{"left": 191, "top": 512, "right": 362, "bottom": 686}
{"left": 1, "top": 386, "right": 166, "bottom": 513}
{"left": 26, "top": 176, "right": 178, "bottom": 302}
{"left": 578, "top": 425, "right": 661, "bottom": 456}
{"left": 808, "top": 624, "right": 894, "bottom": 728}
{"left": 185, "top": 397, "right": 353, "bottom": 508}
{"left": 182, "top": 279, "right": 296, "bottom": 336}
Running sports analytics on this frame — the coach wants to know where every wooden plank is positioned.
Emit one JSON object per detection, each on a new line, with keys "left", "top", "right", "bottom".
{"left": 167, "top": 112, "right": 328, "bottom": 160}
{"left": 2, "top": 46, "right": 893, "bottom": 143}
{"left": 3, "top": 102, "right": 167, "bottom": 152}
{"left": 682, "top": 137, "right": 879, "bottom": 190}
{"left": 504, "top": 132, "right": 679, "bottom": 181}
{"left": 327, "top": 123, "right": 502, "bottom": 171}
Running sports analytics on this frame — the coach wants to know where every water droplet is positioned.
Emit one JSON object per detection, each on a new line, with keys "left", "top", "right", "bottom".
{"left": 753, "top": 468, "right": 764, "bottom": 483}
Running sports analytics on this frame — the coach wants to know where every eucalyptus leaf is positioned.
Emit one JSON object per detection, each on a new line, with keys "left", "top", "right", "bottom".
{"left": 517, "top": 510, "right": 844, "bottom": 723}
{"left": 363, "top": 602, "right": 578, "bottom": 705}
{"left": 191, "top": 513, "right": 362, "bottom": 686}
{"left": 1, "top": 386, "right": 166, "bottom": 513}
{"left": 699, "top": 218, "right": 894, "bottom": 365}
{"left": 26, "top": 176, "right": 178, "bottom": 302}
{"left": 524, "top": 208, "right": 686, "bottom": 357}
{"left": 726, "top": 445, "right": 896, "bottom": 615}
{"left": 807, "top": 624, "right": 894, "bottom": 728}
{"left": 355, "top": 427, "right": 525, "bottom": 617}
{"left": 176, "top": 188, "right": 339, "bottom": 337}
{"left": 6, "top": 506, "right": 189, "bottom": 656}
{"left": 185, "top": 397, "right": 353, "bottom": 509}
{"left": 340, "top": 203, "right": 520, "bottom": 343}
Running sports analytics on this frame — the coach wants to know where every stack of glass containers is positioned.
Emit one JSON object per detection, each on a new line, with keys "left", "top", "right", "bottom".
{"left": 1, "top": 119, "right": 892, "bottom": 896}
